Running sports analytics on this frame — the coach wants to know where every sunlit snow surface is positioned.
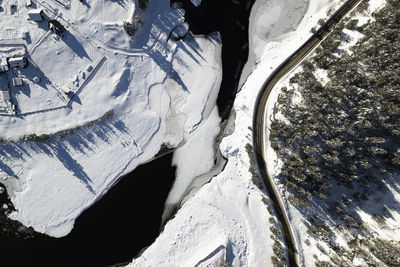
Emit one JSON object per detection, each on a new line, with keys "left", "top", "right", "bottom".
{"left": 128, "top": 0, "right": 354, "bottom": 266}
{"left": 132, "top": 0, "right": 400, "bottom": 266}
{"left": 0, "top": 0, "right": 222, "bottom": 237}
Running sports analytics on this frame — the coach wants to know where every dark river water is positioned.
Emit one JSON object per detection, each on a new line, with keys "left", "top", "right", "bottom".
{"left": 0, "top": 0, "right": 255, "bottom": 266}
{"left": 0, "top": 154, "right": 176, "bottom": 267}
{"left": 181, "top": 0, "right": 254, "bottom": 120}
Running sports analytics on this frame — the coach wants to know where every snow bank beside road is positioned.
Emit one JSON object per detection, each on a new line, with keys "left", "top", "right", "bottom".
{"left": 239, "top": 0, "right": 309, "bottom": 87}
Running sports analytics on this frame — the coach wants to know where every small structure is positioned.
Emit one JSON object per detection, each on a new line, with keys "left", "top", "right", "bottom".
{"left": 8, "top": 56, "right": 27, "bottom": 68}
{"left": 28, "top": 9, "right": 44, "bottom": 22}
{"left": 12, "top": 77, "right": 23, "bottom": 87}
{"left": 26, "top": 0, "right": 33, "bottom": 7}
{"left": 0, "top": 58, "right": 9, "bottom": 72}
{"left": 48, "top": 20, "right": 65, "bottom": 35}
{"left": 0, "top": 74, "right": 14, "bottom": 114}
{"left": 0, "top": 90, "right": 10, "bottom": 101}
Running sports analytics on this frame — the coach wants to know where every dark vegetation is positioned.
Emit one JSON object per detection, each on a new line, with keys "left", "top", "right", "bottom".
{"left": 123, "top": 14, "right": 144, "bottom": 37}
{"left": 269, "top": 0, "right": 400, "bottom": 265}
{"left": 261, "top": 196, "right": 286, "bottom": 266}
{"left": 245, "top": 142, "right": 264, "bottom": 189}
{"left": 20, "top": 110, "right": 113, "bottom": 142}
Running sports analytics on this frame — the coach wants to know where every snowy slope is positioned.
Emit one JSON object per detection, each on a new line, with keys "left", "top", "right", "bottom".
{"left": 0, "top": 0, "right": 222, "bottom": 237}
{"left": 129, "top": 0, "right": 343, "bottom": 266}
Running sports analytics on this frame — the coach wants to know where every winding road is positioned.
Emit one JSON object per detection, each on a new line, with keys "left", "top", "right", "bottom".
{"left": 252, "top": 0, "right": 363, "bottom": 266}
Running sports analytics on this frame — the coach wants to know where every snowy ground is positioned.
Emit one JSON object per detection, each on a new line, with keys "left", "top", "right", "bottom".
{"left": 128, "top": 0, "right": 348, "bottom": 266}
{"left": 0, "top": 0, "right": 222, "bottom": 237}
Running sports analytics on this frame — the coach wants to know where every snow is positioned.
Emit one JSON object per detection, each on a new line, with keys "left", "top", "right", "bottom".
{"left": 166, "top": 106, "right": 221, "bottom": 209}
{"left": 2, "top": 0, "right": 391, "bottom": 265}
{"left": 264, "top": 0, "right": 393, "bottom": 265}
{"left": 0, "top": 0, "right": 222, "bottom": 237}
{"left": 128, "top": 0, "right": 348, "bottom": 266}
{"left": 191, "top": 0, "right": 202, "bottom": 7}
{"left": 314, "top": 67, "right": 329, "bottom": 86}
{"left": 27, "top": 9, "right": 43, "bottom": 22}
{"left": 239, "top": 0, "right": 310, "bottom": 87}
{"left": 130, "top": 170, "right": 274, "bottom": 266}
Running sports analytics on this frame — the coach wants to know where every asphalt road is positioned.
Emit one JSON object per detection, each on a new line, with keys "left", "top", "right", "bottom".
{"left": 252, "top": 0, "right": 363, "bottom": 266}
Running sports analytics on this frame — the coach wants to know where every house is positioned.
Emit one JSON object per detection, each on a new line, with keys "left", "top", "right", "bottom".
{"left": 12, "top": 77, "right": 23, "bottom": 87}
{"left": 0, "top": 58, "right": 9, "bottom": 72}
{"left": 8, "top": 56, "right": 27, "bottom": 68}
{"left": 28, "top": 9, "right": 44, "bottom": 22}
{"left": 48, "top": 20, "right": 65, "bottom": 35}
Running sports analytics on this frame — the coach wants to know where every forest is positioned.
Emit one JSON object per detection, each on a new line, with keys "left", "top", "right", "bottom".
{"left": 269, "top": 0, "right": 400, "bottom": 265}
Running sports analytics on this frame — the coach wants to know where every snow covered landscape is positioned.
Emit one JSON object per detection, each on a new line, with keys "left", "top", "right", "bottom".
{"left": 131, "top": 0, "right": 350, "bottom": 266}
{"left": 1, "top": 0, "right": 400, "bottom": 266}
{"left": 266, "top": 0, "right": 400, "bottom": 265}
{"left": 0, "top": 0, "right": 222, "bottom": 238}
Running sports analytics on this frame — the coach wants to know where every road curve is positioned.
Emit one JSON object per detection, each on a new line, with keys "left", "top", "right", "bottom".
{"left": 252, "top": 0, "right": 363, "bottom": 266}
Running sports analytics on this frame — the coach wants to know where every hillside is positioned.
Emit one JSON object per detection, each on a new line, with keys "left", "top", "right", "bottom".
{"left": 269, "top": 0, "right": 400, "bottom": 265}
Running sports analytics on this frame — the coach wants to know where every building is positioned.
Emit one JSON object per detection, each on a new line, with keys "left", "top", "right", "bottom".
{"left": 0, "top": 90, "right": 10, "bottom": 101}
{"left": 0, "top": 58, "right": 9, "bottom": 72}
{"left": 8, "top": 56, "right": 27, "bottom": 68}
{"left": 0, "top": 74, "right": 14, "bottom": 114}
{"left": 0, "top": 75, "right": 11, "bottom": 112}
{"left": 48, "top": 20, "right": 65, "bottom": 35}
{"left": 12, "top": 77, "right": 23, "bottom": 87}
{"left": 28, "top": 9, "right": 44, "bottom": 22}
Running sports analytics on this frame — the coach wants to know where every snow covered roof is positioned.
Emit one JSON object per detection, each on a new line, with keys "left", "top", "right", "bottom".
{"left": 0, "top": 58, "right": 8, "bottom": 72}
{"left": 8, "top": 56, "right": 26, "bottom": 67}
{"left": 12, "top": 77, "right": 23, "bottom": 87}
{"left": 28, "top": 9, "right": 43, "bottom": 22}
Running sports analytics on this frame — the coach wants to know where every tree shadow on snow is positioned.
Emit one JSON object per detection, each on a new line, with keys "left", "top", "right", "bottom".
{"left": 0, "top": 118, "right": 130, "bottom": 193}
